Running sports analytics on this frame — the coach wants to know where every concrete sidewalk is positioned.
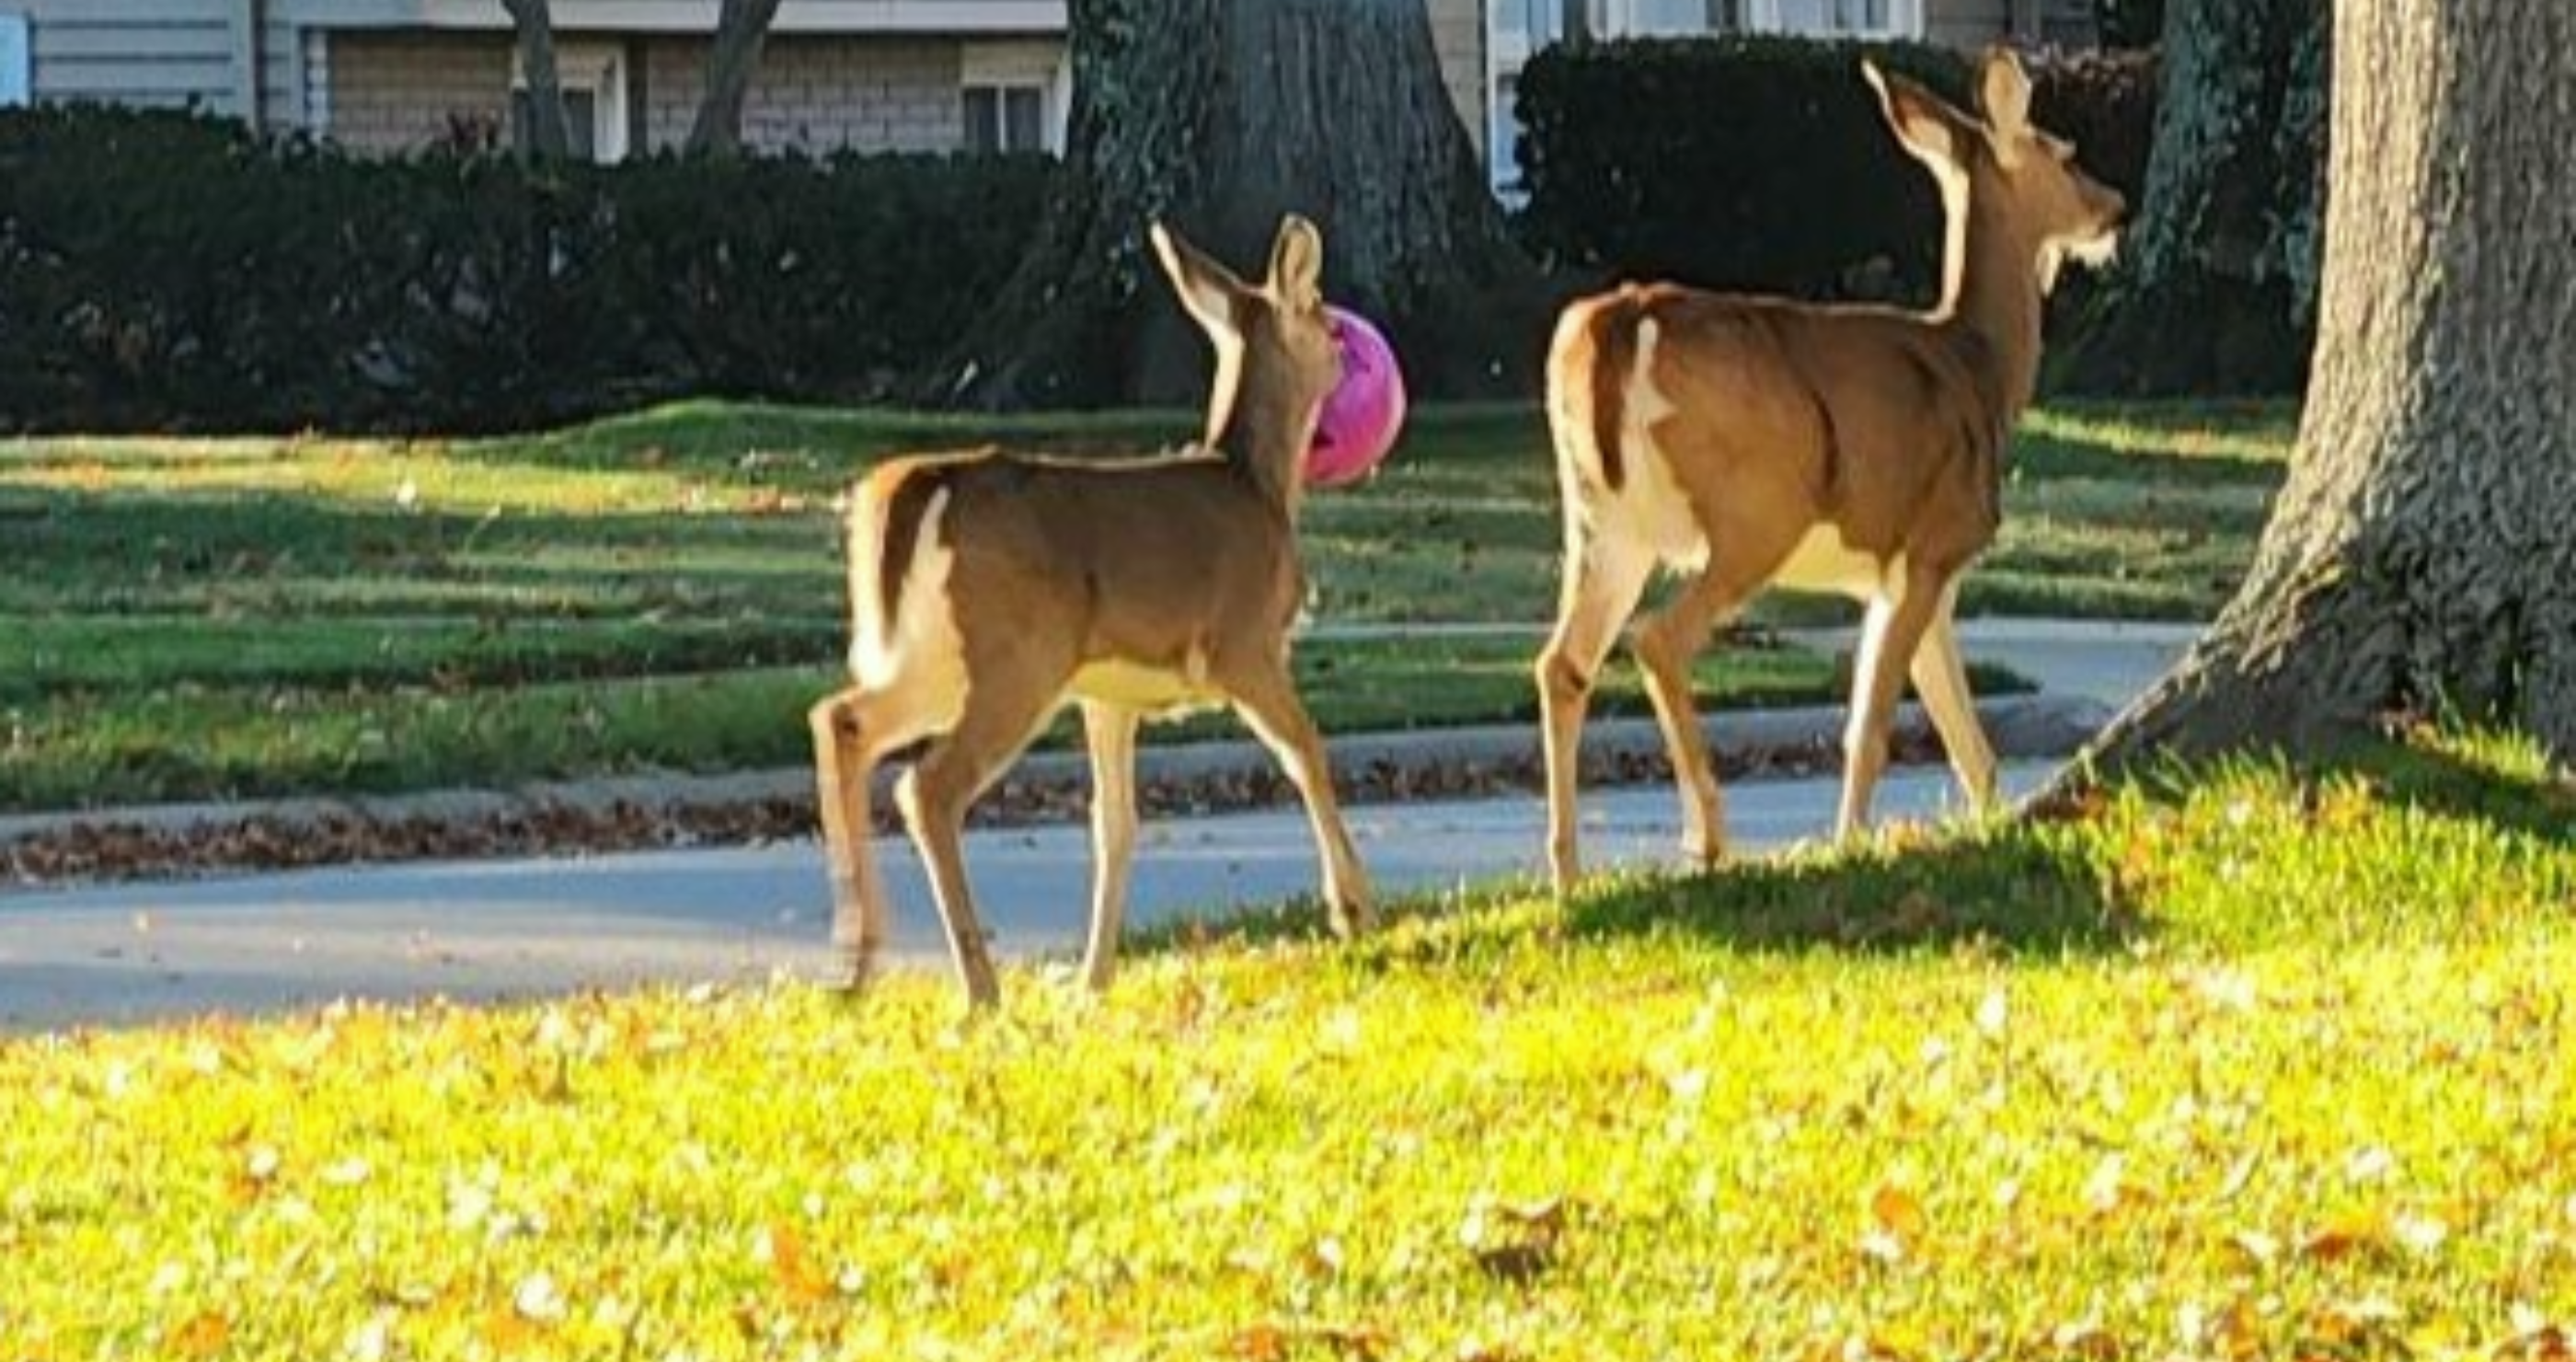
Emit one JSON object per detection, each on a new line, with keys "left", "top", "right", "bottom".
{"left": 0, "top": 763, "right": 2049, "bottom": 1033}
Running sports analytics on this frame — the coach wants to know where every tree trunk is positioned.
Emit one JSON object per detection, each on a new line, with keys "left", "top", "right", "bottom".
{"left": 913, "top": 0, "right": 1543, "bottom": 410}
{"left": 685, "top": 0, "right": 785, "bottom": 157}
{"left": 2076, "top": 0, "right": 2576, "bottom": 772}
{"left": 2053, "top": 0, "right": 2326, "bottom": 396}
{"left": 500, "top": 0, "right": 571, "bottom": 162}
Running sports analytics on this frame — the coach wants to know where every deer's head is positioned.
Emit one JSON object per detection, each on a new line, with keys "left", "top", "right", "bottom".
{"left": 1150, "top": 216, "right": 1342, "bottom": 494}
{"left": 1864, "top": 50, "right": 2127, "bottom": 302}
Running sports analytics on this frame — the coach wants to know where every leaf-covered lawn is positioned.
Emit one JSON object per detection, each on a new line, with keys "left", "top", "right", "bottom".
{"left": 6, "top": 728, "right": 2571, "bottom": 1360}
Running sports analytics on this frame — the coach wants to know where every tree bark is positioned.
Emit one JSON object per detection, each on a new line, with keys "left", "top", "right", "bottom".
{"left": 913, "top": 0, "right": 1544, "bottom": 410}
{"left": 685, "top": 0, "right": 785, "bottom": 157}
{"left": 2076, "top": 0, "right": 2576, "bottom": 772}
{"left": 2054, "top": 0, "right": 2326, "bottom": 396}
{"left": 500, "top": 0, "right": 572, "bottom": 162}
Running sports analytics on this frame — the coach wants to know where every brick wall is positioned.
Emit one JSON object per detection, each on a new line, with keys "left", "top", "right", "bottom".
{"left": 645, "top": 36, "right": 963, "bottom": 155}
{"left": 324, "top": 31, "right": 510, "bottom": 153}
{"left": 322, "top": 30, "right": 966, "bottom": 158}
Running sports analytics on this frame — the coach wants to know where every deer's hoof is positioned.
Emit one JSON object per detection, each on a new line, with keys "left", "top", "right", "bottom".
{"left": 822, "top": 949, "right": 880, "bottom": 998}
{"left": 1681, "top": 837, "right": 1729, "bottom": 871}
{"left": 1328, "top": 899, "right": 1373, "bottom": 940}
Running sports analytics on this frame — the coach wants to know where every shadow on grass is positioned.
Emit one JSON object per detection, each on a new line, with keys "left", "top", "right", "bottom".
{"left": 1140, "top": 724, "right": 2572, "bottom": 975}
{"left": 1144, "top": 823, "right": 2140, "bottom": 970}
{"left": 1558, "top": 829, "right": 2138, "bottom": 957}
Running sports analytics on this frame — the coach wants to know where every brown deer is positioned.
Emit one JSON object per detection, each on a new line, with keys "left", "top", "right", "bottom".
{"left": 1534, "top": 50, "right": 2125, "bottom": 895}
{"left": 808, "top": 216, "right": 1372, "bottom": 1008}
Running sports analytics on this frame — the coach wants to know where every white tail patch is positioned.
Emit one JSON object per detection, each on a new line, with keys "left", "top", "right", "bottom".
{"left": 849, "top": 485, "right": 965, "bottom": 720}
{"left": 1602, "top": 317, "right": 1708, "bottom": 570}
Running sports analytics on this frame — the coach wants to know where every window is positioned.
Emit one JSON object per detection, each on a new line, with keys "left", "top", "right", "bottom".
{"left": 1489, "top": 74, "right": 1524, "bottom": 199}
{"left": 512, "top": 87, "right": 601, "bottom": 160}
{"left": 509, "top": 45, "right": 627, "bottom": 163}
{"left": 960, "top": 41, "right": 1064, "bottom": 156}
{"left": 0, "top": 12, "right": 29, "bottom": 109}
{"left": 1494, "top": 0, "right": 1567, "bottom": 42}
{"left": 962, "top": 84, "right": 1045, "bottom": 155}
{"left": 1627, "top": 0, "right": 1743, "bottom": 35}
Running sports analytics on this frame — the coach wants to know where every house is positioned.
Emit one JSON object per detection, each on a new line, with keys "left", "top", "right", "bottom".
{"left": 0, "top": 1, "right": 1075, "bottom": 159}
{"left": 0, "top": 0, "right": 2089, "bottom": 179}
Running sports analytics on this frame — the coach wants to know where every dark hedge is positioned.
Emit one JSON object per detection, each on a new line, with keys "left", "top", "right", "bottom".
{"left": 0, "top": 107, "right": 1052, "bottom": 433}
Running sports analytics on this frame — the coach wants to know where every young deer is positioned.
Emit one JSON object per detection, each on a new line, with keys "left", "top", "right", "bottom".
{"left": 1535, "top": 50, "right": 2125, "bottom": 895}
{"left": 809, "top": 216, "right": 1372, "bottom": 1008}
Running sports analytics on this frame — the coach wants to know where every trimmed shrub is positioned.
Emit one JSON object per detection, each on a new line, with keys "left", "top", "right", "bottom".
{"left": 1512, "top": 37, "right": 2154, "bottom": 308}
{"left": 0, "top": 107, "right": 1052, "bottom": 433}
{"left": 1513, "top": 37, "right": 1973, "bottom": 305}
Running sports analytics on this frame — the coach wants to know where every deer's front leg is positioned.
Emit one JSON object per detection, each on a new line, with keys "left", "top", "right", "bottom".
{"left": 1225, "top": 659, "right": 1372, "bottom": 938}
{"left": 809, "top": 688, "right": 892, "bottom": 990}
{"left": 1839, "top": 574, "right": 1946, "bottom": 839}
{"left": 1906, "top": 589, "right": 1998, "bottom": 811}
{"left": 1077, "top": 701, "right": 1142, "bottom": 992}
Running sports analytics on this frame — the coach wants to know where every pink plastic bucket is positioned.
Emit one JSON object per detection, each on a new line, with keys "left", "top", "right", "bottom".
{"left": 1306, "top": 306, "right": 1408, "bottom": 490}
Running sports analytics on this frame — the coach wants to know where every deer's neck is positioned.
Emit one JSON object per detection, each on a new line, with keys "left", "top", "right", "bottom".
{"left": 1939, "top": 193, "right": 2049, "bottom": 425}
{"left": 1210, "top": 369, "right": 1317, "bottom": 521}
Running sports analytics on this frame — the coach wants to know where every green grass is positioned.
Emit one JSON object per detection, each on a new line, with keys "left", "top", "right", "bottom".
{"left": 0, "top": 398, "right": 2283, "bottom": 811}
{"left": 6, "top": 727, "right": 2571, "bottom": 1359}
{"left": 0, "top": 635, "right": 2009, "bottom": 812}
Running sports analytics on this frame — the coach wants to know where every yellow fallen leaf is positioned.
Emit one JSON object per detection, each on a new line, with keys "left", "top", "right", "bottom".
{"left": 758, "top": 1222, "right": 831, "bottom": 1304}
{"left": 169, "top": 1310, "right": 230, "bottom": 1359}
{"left": 1870, "top": 1183, "right": 1927, "bottom": 1239}
{"left": 2298, "top": 1207, "right": 2391, "bottom": 1262}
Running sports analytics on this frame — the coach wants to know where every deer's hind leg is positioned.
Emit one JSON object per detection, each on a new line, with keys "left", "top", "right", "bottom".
{"left": 1629, "top": 557, "right": 1773, "bottom": 869}
{"left": 894, "top": 643, "right": 1070, "bottom": 1010}
{"left": 1535, "top": 518, "right": 1655, "bottom": 898}
{"left": 810, "top": 684, "right": 948, "bottom": 990}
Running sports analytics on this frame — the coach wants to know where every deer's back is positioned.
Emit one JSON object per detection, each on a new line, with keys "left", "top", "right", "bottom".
{"left": 851, "top": 448, "right": 1304, "bottom": 689}
{"left": 1551, "top": 283, "right": 2007, "bottom": 575}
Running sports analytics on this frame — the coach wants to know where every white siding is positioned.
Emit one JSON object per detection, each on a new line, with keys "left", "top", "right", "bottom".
{"left": 17, "top": 0, "right": 237, "bottom": 111}
{"left": 12, "top": 0, "right": 311, "bottom": 124}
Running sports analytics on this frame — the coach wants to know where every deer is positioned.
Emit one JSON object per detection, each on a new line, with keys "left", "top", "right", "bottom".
{"left": 1533, "top": 49, "right": 2126, "bottom": 896}
{"left": 807, "top": 215, "right": 1372, "bottom": 1009}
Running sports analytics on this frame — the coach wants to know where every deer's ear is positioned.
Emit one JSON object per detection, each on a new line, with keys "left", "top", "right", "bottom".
{"left": 1150, "top": 221, "right": 1248, "bottom": 341}
{"left": 1267, "top": 215, "right": 1325, "bottom": 313}
{"left": 1977, "top": 47, "right": 2033, "bottom": 145}
{"left": 1862, "top": 60, "right": 1964, "bottom": 173}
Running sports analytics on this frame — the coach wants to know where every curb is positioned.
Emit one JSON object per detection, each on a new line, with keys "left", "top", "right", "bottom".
{"left": 0, "top": 694, "right": 2108, "bottom": 890}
